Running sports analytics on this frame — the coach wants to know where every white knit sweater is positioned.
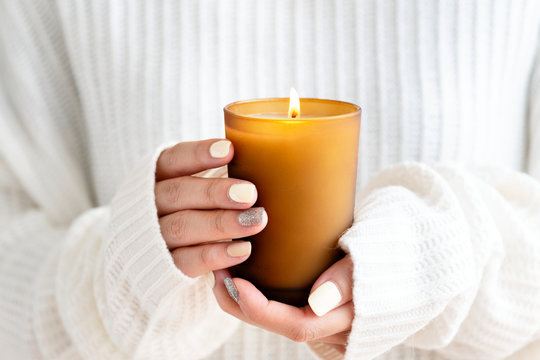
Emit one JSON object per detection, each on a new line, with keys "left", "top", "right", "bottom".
{"left": 1, "top": 1, "right": 540, "bottom": 359}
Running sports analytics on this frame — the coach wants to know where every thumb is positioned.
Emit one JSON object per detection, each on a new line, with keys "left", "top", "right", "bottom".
{"left": 308, "top": 254, "right": 353, "bottom": 317}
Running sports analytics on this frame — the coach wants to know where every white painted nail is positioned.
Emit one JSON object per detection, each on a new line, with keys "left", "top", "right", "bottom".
{"left": 308, "top": 281, "right": 342, "bottom": 317}
{"left": 209, "top": 140, "right": 231, "bottom": 158}
{"left": 229, "top": 183, "right": 256, "bottom": 203}
{"left": 204, "top": 272, "right": 215, "bottom": 289}
{"left": 227, "top": 241, "right": 252, "bottom": 257}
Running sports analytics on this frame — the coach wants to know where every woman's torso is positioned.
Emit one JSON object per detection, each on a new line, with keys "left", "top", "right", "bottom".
{"left": 48, "top": 0, "right": 539, "bottom": 206}
{"left": 35, "top": 1, "right": 540, "bottom": 359}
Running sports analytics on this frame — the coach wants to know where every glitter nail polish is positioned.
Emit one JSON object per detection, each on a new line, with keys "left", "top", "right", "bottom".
{"left": 238, "top": 207, "right": 266, "bottom": 226}
{"left": 224, "top": 277, "right": 239, "bottom": 303}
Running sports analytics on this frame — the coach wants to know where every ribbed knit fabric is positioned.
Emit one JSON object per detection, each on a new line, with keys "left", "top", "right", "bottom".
{"left": 1, "top": 1, "right": 540, "bottom": 359}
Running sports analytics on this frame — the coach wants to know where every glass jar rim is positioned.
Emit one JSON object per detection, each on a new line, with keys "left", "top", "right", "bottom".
{"left": 224, "top": 97, "right": 361, "bottom": 122}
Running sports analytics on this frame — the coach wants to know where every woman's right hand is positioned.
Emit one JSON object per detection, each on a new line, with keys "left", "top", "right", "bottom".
{"left": 154, "top": 139, "right": 267, "bottom": 278}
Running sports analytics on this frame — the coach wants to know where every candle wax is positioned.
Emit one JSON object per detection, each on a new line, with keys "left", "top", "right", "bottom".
{"left": 225, "top": 98, "right": 361, "bottom": 306}
{"left": 249, "top": 113, "right": 327, "bottom": 119}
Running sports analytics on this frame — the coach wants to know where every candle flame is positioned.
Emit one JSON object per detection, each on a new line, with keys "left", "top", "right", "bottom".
{"left": 288, "top": 87, "right": 300, "bottom": 118}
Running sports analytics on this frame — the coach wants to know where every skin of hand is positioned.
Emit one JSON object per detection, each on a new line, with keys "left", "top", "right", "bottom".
{"left": 155, "top": 139, "right": 268, "bottom": 278}
{"left": 213, "top": 255, "right": 354, "bottom": 354}
{"left": 155, "top": 138, "right": 354, "bottom": 354}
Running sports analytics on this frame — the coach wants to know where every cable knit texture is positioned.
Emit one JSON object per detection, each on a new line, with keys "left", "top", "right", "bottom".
{"left": 0, "top": 1, "right": 540, "bottom": 360}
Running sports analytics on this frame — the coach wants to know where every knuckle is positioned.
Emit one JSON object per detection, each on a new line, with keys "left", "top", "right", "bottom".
{"left": 213, "top": 210, "right": 227, "bottom": 235}
{"left": 164, "top": 180, "right": 182, "bottom": 205}
{"left": 167, "top": 213, "right": 187, "bottom": 240}
{"left": 289, "top": 326, "right": 319, "bottom": 343}
{"left": 204, "top": 179, "right": 218, "bottom": 205}
{"left": 199, "top": 245, "right": 215, "bottom": 267}
{"left": 165, "top": 147, "right": 179, "bottom": 168}
{"left": 195, "top": 141, "right": 207, "bottom": 164}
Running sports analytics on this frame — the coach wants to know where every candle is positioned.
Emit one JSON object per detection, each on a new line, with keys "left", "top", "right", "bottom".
{"left": 224, "top": 90, "right": 361, "bottom": 306}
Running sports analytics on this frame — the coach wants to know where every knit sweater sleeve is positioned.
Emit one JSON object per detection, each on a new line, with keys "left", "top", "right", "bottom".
{"left": 0, "top": 3, "right": 237, "bottom": 359}
{"left": 340, "top": 163, "right": 540, "bottom": 360}
{"left": 336, "top": 34, "right": 540, "bottom": 360}
{"left": 0, "top": 133, "right": 239, "bottom": 360}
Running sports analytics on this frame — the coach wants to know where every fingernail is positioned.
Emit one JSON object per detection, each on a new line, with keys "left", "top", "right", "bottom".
{"left": 209, "top": 140, "right": 231, "bottom": 158}
{"left": 227, "top": 241, "right": 252, "bottom": 257}
{"left": 229, "top": 183, "right": 256, "bottom": 203}
{"left": 308, "top": 281, "right": 341, "bottom": 317}
{"left": 224, "top": 277, "right": 239, "bottom": 303}
{"left": 204, "top": 271, "right": 215, "bottom": 289}
{"left": 238, "top": 207, "right": 267, "bottom": 226}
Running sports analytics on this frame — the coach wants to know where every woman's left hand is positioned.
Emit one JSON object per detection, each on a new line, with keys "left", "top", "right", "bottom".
{"left": 212, "top": 255, "right": 354, "bottom": 354}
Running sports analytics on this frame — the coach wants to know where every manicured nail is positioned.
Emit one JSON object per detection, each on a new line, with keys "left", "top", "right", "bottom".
{"left": 308, "top": 281, "right": 342, "bottom": 317}
{"left": 227, "top": 241, "right": 252, "bottom": 257}
{"left": 224, "top": 277, "right": 239, "bottom": 303}
{"left": 204, "top": 271, "right": 215, "bottom": 289}
{"left": 229, "top": 183, "right": 256, "bottom": 203}
{"left": 238, "top": 207, "right": 266, "bottom": 226}
{"left": 209, "top": 140, "right": 231, "bottom": 158}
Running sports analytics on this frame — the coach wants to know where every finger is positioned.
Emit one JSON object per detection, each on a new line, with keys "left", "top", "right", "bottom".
{"left": 155, "top": 176, "right": 257, "bottom": 216}
{"left": 308, "top": 342, "right": 347, "bottom": 355}
{"left": 218, "top": 277, "right": 353, "bottom": 343}
{"left": 315, "top": 329, "right": 351, "bottom": 345}
{"left": 160, "top": 207, "right": 268, "bottom": 248}
{"left": 212, "top": 270, "right": 251, "bottom": 322}
{"left": 156, "top": 139, "right": 234, "bottom": 181}
{"left": 308, "top": 255, "right": 353, "bottom": 317}
{"left": 329, "top": 344, "right": 346, "bottom": 354}
{"left": 172, "top": 241, "right": 252, "bottom": 277}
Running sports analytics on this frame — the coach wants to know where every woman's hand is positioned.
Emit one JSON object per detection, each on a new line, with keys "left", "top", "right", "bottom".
{"left": 212, "top": 255, "right": 354, "bottom": 354}
{"left": 155, "top": 139, "right": 267, "bottom": 278}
